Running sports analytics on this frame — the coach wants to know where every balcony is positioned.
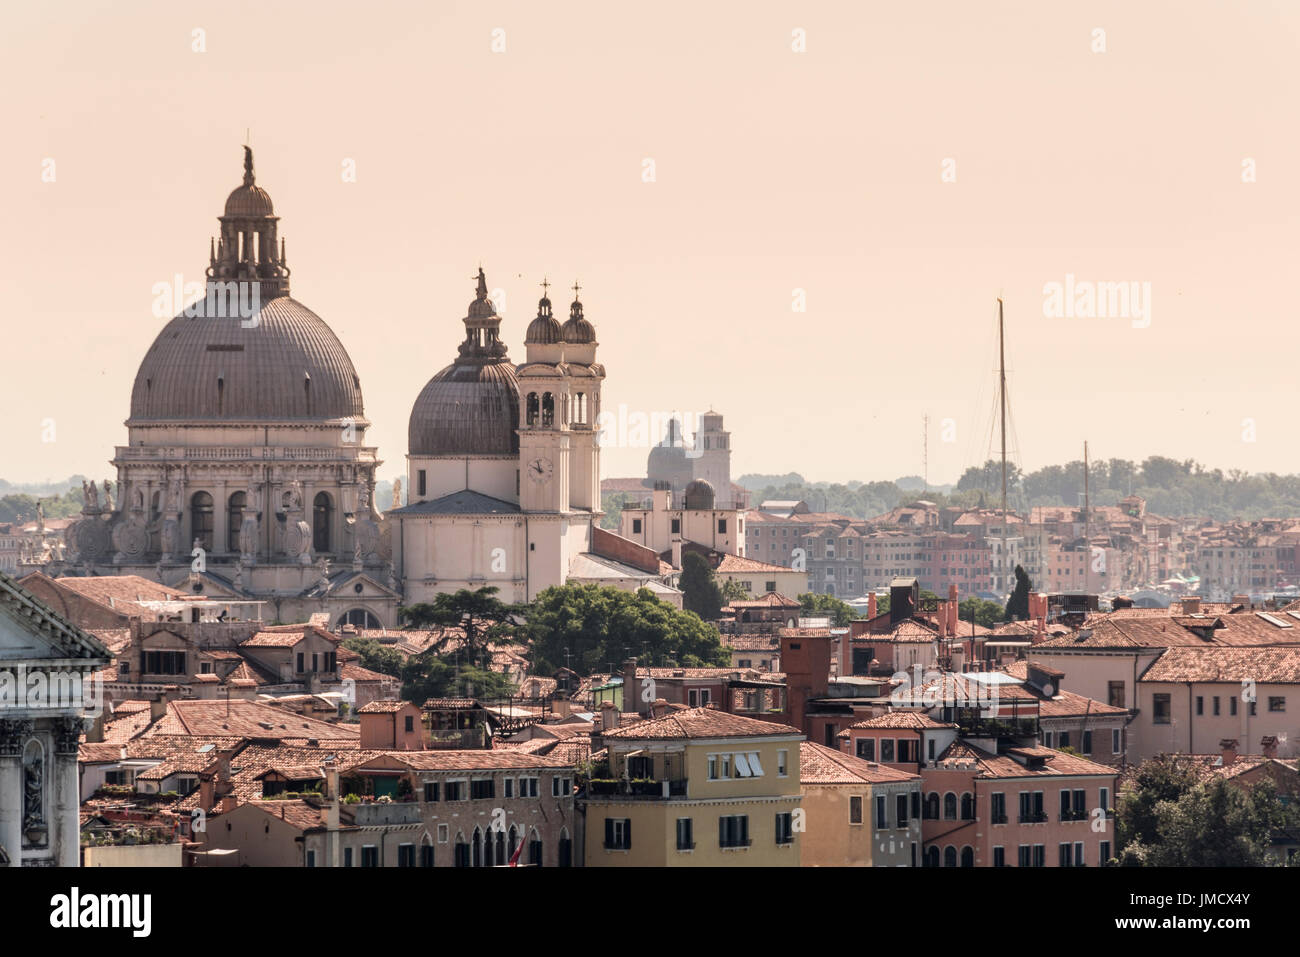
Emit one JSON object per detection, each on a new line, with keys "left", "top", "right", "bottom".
{"left": 1059, "top": 809, "right": 1089, "bottom": 822}
{"left": 586, "top": 778, "right": 689, "bottom": 799}
{"left": 1019, "top": 811, "right": 1049, "bottom": 824}
{"left": 990, "top": 812, "right": 1008, "bottom": 825}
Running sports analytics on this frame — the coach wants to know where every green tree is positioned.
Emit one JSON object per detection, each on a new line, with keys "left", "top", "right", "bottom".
{"left": 679, "top": 552, "right": 724, "bottom": 621}
{"left": 398, "top": 586, "right": 523, "bottom": 670}
{"left": 720, "top": 578, "right": 752, "bottom": 603}
{"left": 340, "top": 637, "right": 405, "bottom": 678}
{"left": 400, "top": 656, "right": 514, "bottom": 703}
{"left": 527, "top": 583, "right": 730, "bottom": 674}
{"left": 958, "top": 597, "right": 1004, "bottom": 629}
{"left": 797, "top": 592, "right": 859, "bottom": 627}
{"left": 1117, "top": 759, "right": 1284, "bottom": 867}
{"left": 1004, "top": 565, "right": 1031, "bottom": 621}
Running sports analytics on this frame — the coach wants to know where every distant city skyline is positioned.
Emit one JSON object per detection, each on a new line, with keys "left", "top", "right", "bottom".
{"left": 6, "top": 0, "right": 1298, "bottom": 485}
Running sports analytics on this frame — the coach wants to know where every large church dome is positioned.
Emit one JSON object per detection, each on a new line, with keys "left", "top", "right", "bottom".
{"left": 408, "top": 268, "right": 520, "bottom": 456}
{"left": 129, "top": 297, "right": 366, "bottom": 422}
{"left": 409, "top": 361, "right": 520, "bottom": 456}
{"left": 129, "top": 148, "right": 366, "bottom": 425}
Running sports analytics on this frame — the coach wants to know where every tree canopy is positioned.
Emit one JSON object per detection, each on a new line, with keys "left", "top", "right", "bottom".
{"left": 797, "top": 592, "right": 859, "bottom": 626}
{"left": 1004, "top": 565, "right": 1031, "bottom": 621}
{"left": 526, "top": 583, "right": 730, "bottom": 675}
{"left": 398, "top": 586, "right": 524, "bottom": 671}
{"left": 679, "top": 552, "right": 725, "bottom": 622}
{"left": 1116, "top": 755, "right": 1288, "bottom": 866}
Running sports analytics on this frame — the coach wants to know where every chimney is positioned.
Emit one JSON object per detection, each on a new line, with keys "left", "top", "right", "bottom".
{"left": 322, "top": 755, "right": 341, "bottom": 843}
{"left": 671, "top": 540, "right": 683, "bottom": 570}
{"left": 867, "top": 592, "right": 878, "bottom": 619}
{"left": 600, "top": 700, "right": 619, "bottom": 731}
{"left": 948, "top": 585, "right": 959, "bottom": 637}
{"left": 150, "top": 684, "right": 180, "bottom": 722}
{"left": 621, "top": 658, "right": 638, "bottom": 714}
{"left": 1232, "top": 594, "right": 1250, "bottom": 608}
{"left": 1182, "top": 596, "right": 1201, "bottom": 615}
{"left": 1219, "top": 738, "right": 1239, "bottom": 766}
{"left": 555, "top": 698, "right": 571, "bottom": 719}
{"left": 652, "top": 698, "right": 669, "bottom": 719}
{"left": 1261, "top": 735, "right": 1279, "bottom": 759}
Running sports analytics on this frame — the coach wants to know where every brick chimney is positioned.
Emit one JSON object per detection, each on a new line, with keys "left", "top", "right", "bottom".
{"left": 1261, "top": 735, "right": 1279, "bottom": 759}
{"left": 600, "top": 700, "right": 619, "bottom": 731}
{"left": 1182, "top": 596, "right": 1201, "bottom": 614}
{"left": 621, "top": 658, "right": 639, "bottom": 714}
{"left": 651, "top": 698, "right": 670, "bottom": 719}
{"left": 1219, "top": 738, "right": 1239, "bottom": 766}
{"left": 867, "top": 592, "right": 877, "bottom": 619}
{"left": 948, "top": 585, "right": 959, "bottom": 637}
{"left": 150, "top": 685, "right": 180, "bottom": 722}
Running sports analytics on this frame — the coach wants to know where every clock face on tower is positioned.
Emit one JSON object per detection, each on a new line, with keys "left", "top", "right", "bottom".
{"left": 527, "top": 457, "right": 554, "bottom": 484}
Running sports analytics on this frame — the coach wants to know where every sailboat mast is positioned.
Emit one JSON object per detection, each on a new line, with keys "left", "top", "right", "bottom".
{"left": 1084, "top": 440, "right": 1091, "bottom": 595}
{"left": 998, "top": 298, "right": 1008, "bottom": 594}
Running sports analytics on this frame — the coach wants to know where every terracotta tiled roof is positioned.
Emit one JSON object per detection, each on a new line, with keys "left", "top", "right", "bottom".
{"left": 243, "top": 629, "right": 320, "bottom": 647}
{"left": 845, "top": 712, "right": 956, "bottom": 731}
{"left": 937, "top": 739, "right": 1118, "bottom": 779}
{"left": 339, "top": 662, "right": 393, "bottom": 683}
{"left": 143, "top": 699, "right": 360, "bottom": 740}
{"left": 601, "top": 706, "right": 802, "bottom": 741}
{"left": 1140, "top": 646, "right": 1300, "bottom": 684}
{"left": 234, "top": 798, "right": 328, "bottom": 831}
{"left": 727, "top": 593, "right": 801, "bottom": 609}
{"left": 723, "top": 635, "right": 781, "bottom": 652}
{"left": 348, "top": 750, "right": 576, "bottom": 771}
{"left": 357, "top": 700, "right": 409, "bottom": 713}
{"left": 716, "top": 554, "right": 793, "bottom": 574}
{"left": 800, "top": 741, "right": 920, "bottom": 784}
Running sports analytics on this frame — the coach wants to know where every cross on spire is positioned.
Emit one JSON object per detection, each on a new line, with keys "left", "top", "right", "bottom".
{"left": 571, "top": 280, "right": 582, "bottom": 301}
{"left": 540, "top": 276, "right": 550, "bottom": 297}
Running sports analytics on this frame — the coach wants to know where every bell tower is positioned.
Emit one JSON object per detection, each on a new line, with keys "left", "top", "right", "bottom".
{"left": 518, "top": 279, "right": 571, "bottom": 513}
{"left": 561, "top": 283, "right": 603, "bottom": 514}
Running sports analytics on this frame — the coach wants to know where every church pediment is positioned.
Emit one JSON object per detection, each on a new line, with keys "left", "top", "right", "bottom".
{"left": 302, "top": 570, "right": 400, "bottom": 601}
{"left": 0, "top": 571, "right": 112, "bottom": 665}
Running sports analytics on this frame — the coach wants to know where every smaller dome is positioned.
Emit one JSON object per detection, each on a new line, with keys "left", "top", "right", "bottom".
{"left": 526, "top": 298, "right": 563, "bottom": 344}
{"left": 562, "top": 298, "right": 596, "bottom": 343}
{"left": 683, "top": 479, "right": 716, "bottom": 510}
{"left": 224, "top": 184, "right": 275, "bottom": 218}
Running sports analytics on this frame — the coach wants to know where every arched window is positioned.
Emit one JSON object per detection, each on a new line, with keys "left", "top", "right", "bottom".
{"left": 227, "top": 491, "right": 246, "bottom": 552}
{"left": 313, "top": 492, "right": 332, "bottom": 553}
{"left": 558, "top": 827, "right": 572, "bottom": 867}
{"left": 529, "top": 828, "right": 543, "bottom": 867}
{"left": 961, "top": 846, "right": 974, "bottom": 867}
{"left": 541, "top": 393, "right": 554, "bottom": 428}
{"left": 190, "top": 491, "right": 213, "bottom": 551}
{"left": 924, "top": 793, "right": 940, "bottom": 820}
{"left": 471, "top": 827, "right": 483, "bottom": 868}
{"left": 337, "top": 608, "right": 382, "bottom": 629}
{"left": 494, "top": 828, "right": 506, "bottom": 866}
{"left": 454, "top": 832, "right": 469, "bottom": 868}
{"left": 961, "top": 792, "right": 975, "bottom": 820}
{"left": 526, "top": 392, "right": 539, "bottom": 427}
{"left": 944, "top": 845, "right": 957, "bottom": 868}
{"left": 420, "top": 833, "right": 434, "bottom": 868}
{"left": 943, "top": 792, "right": 957, "bottom": 821}
{"left": 925, "top": 846, "right": 939, "bottom": 868}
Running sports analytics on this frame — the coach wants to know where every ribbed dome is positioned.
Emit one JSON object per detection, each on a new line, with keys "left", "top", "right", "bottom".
{"left": 129, "top": 297, "right": 365, "bottom": 422}
{"left": 409, "top": 362, "right": 520, "bottom": 456}
{"left": 562, "top": 299, "right": 596, "bottom": 343}
{"left": 224, "top": 184, "right": 275, "bottom": 218}
{"left": 683, "top": 479, "right": 716, "bottom": 510}
{"left": 526, "top": 298, "right": 563, "bottom": 344}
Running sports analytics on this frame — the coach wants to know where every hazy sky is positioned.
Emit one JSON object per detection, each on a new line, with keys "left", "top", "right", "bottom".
{"left": 5, "top": 0, "right": 1298, "bottom": 488}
